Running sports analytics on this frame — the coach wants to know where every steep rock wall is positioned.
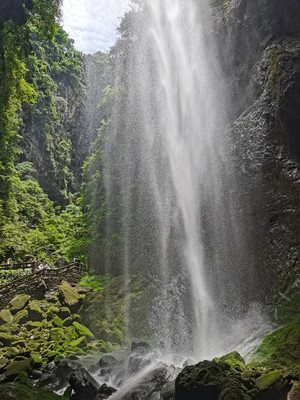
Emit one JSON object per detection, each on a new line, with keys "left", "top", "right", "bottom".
{"left": 214, "top": 0, "right": 300, "bottom": 301}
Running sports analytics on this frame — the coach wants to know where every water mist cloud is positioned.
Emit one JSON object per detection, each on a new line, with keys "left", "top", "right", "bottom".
{"left": 62, "top": 0, "right": 130, "bottom": 54}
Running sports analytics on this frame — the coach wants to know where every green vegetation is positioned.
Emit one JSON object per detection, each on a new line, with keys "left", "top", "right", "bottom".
{"left": 78, "top": 274, "right": 109, "bottom": 291}
{"left": 252, "top": 314, "right": 300, "bottom": 376}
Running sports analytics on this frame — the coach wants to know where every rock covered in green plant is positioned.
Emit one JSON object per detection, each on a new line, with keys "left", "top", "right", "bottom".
{"left": 0, "top": 382, "right": 66, "bottom": 399}
{"left": 252, "top": 314, "right": 300, "bottom": 377}
{"left": 0, "top": 309, "right": 13, "bottom": 325}
{"left": 10, "top": 295, "right": 31, "bottom": 313}
{"left": 58, "top": 281, "right": 81, "bottom": 311}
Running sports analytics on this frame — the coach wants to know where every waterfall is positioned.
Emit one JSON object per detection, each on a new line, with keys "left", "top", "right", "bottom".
{"left": 102, "top": 0, "right": 259, "bottom": 359}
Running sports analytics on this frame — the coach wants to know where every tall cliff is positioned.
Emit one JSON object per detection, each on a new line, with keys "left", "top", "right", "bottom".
{"left": 214, "top": 0, "right": 300, "bottom": 304}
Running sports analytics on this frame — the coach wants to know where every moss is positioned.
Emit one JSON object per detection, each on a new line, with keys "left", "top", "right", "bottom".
{"left": 252, "top": 314, "right": 300, "bottom": 372}
{"left": 0, "top": 382, "right": 66, "bottom": 399}
{"left": 0, "top": 323, "right": 20, "bottom": 334}
{"left": 52, "top": 316, "right": 63, "bottom": 328}
{"left": 27, "top": 302, "right": 44, "bottom": 322}
{"left": 10, "top": 295, "right": 31, "bottom": 313}
{"left": 62, "top": 317, "right": 72, "bottom": 327}
{"left": 58, "top": 281, "right": 80, "bottom": 308}
{"left": 50, "top": 328, "right": 66, "bottom": 343}
{"left": 0, "top": 356, "right": 8, "bottom": 371}
{"left": 72, "top": 321, "right": 94, "bottom": 337}
{"left": 30, "top": 352, "right": 43, "bottom": 368}
{"left": 26, "top": 321, "right": 43, "bottom": 331}
{"left": 5, "top": 359, "right": 33, "bottom": 379}
{"left": 58, "top": 307, "right": 70, "bottom": 319}
{"left": 0, "top": 309, "right": 13, "bottom": 325}
{"left": 256, "top": 370, "right": 283, "bottom": 390}
{"left": 13, "top": 310, "right": 29, "bottom": 324}
{"left": 64, "top": 326, "right": 77, "bottom": 342}
{"left": 5, "top": 347, "right": 19, "bottom": 359}
{"left": 46, "top": 306, "right": 60, "bottom": 320}
{"left": 0, "top": 332, "right": 14, "bottom": 346}
{"left": 70, "top": 336, "right": 86, "bottom": 348}
{"left": 217, "top": 352, "right": 246, "bottom": 372}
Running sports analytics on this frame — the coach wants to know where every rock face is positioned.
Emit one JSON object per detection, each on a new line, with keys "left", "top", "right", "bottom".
{"left": 213, "top": 0, "right": 300, "bottom": 306}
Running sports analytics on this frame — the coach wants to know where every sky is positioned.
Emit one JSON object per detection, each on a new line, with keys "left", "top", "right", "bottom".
{"left": 62, "top": 0, "right": 130, "bottom": 54}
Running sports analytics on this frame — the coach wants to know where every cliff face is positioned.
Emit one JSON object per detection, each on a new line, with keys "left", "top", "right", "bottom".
{"left": 214, "top": 0, "right": 300, "bottom": 300}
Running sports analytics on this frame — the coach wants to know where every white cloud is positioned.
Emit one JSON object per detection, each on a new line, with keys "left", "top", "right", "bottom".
{"left": 62, "top": 0, "right": 130, "bottom": 54}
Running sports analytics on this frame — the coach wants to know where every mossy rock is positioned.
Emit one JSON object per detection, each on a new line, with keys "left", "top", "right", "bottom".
{"left": 78, "top": 275, "right": 149, "bottom": 343}
{"left": 26, "top": 321, "right": 43, "bottom": 331}
{"left": 58, "top": 281, "right": 80, "bottom": 310}
{"left": 62, "top": 317, "right": 72, "bottom": 327}
{"left": 70, "top": 336, "right": 86, "bottom": 348}
{"left": 27, "top": 302, "right": 44, "bottom": 322}
{"left": 0, "top": 356, "right": 8, "bottom": 372}
{"left": 218, "top": 351, "right": 246, "bottom": 372}
{"left": 13, "top": 309, "right": 29, "bottom": 325}
{"left": 11, "top": 340, "right": 26, "bottom": 348}
{"left": 0, "top": 332, "right": 14, "bottom": 346}
{"left": 0, "top": 323, "right": 20, "bottom": 334}
{"left": 72, "top": 321, "right": 94, "bottom": 338}
{"left": 10, "top": 295, "right": 31, "bottom": 313}
{"left": 46, "top": 306, "right": 60, "bottom": 320}
{"left": 256, "top": 370, "right": 283, "bottom": 390}
{"left": 58, "top": 307, "right": 71, "bottom": 319}
{"left": 0, "top": 309, "right": 13, "bottom": 325}
{"left": 30, "top": 352, "right": 43, "bottom": 368}
{"left": 5, "top": 347, "right": 19, "bottom": 359}
{"left": 64, "top": 326, "right": 77, "bottom": 342}
{"left": 5, "top": 359, "right": 33, "bottom": 380}
{"left": 175, "top": 359, "right": 251, "bottom": 400}
{"left": 252, "top": 314, "right": 300, "bottom": 373}
{"left": 50, "top": 328, "right": 66, "bottom": 343}
{"left": 52, "top": 316, "right": 63, "bottom": 328}
{"left": 0, "top": 382, "right": 67, "bottom": 399}
{"left": 13, "top": 371, "right": 32, "bottom": 386}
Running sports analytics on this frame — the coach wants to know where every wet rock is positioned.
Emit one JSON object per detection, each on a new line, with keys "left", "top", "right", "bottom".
{"left": 128, "top": 342, "right": 156, "bottom": 375}
{"left": 69, "top": 367, "right": 99, "bottom": 399}
{"left": 161, "top": 379, "right": 176, "bottom": 399}
{"left": 120, "top": 362, "right": 176, "bottom": 400}
{"left": 98, "top": 383, "right": 117, "bottom": 397}
{"left": 37, "top": 358, "right": 81, "bottom": 391}
{"left": 175, "top": 360, "right": 251, "bottom": 400}
{"left": 97, "top": 355, "right": 118, "bottom": 375}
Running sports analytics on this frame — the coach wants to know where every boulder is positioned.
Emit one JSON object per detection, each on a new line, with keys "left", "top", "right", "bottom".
{"left": 175, "top": 360, "right": 251, "bottom": 400}
{"left": 128, "top": 343, "right": 156, "bottom": 375}
{"left": 119, "top": 362, "right": 176, "bottom": 400}
{"left": 5, "top": 359, "right": 33, "bottom": 380}
{"left": 98, "top": 383, "right": 117, "bottom": 397}
{"left": 27, "top": 302, "right": 44, "bottom": 322}
{"left": 69, "top": 367, "right": 99, "bottom": 399}
{"left": 72, "top": 321, "right": 94, "bottom": 338}
{"left": 97, "top": 355, "right": 118, "bottom": 374}
{"left": 0, "top": 309, "right": 13, "bottom": 325}
{"left": 10, "top": 295, "right": 31, "bottom": 313}
{"left": 58, "top": 281, "right": 81, "bottom": 312}
{"left": 38, "top": 358, "right": 81, "bottom": 391}
{"left": 58, "top": 307, "right": 71, "bottom": 319}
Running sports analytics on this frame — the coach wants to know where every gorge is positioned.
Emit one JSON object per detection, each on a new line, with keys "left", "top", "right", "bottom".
{"left": 0, "top": 0, "right": 299, "bottom": 399}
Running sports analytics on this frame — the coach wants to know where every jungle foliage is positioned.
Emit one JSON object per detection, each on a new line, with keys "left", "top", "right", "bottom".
{"left": 0, "top": 0, "right": 86, "bottom": 264}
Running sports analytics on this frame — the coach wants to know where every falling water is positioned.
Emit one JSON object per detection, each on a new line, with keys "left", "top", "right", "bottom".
{"left": 103, "top": 0, "right": 260, "bottom": 359}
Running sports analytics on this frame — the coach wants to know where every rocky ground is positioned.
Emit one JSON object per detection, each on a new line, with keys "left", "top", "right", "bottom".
{"left": 0, "top": 274, "right": 299, "bottom": 399}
